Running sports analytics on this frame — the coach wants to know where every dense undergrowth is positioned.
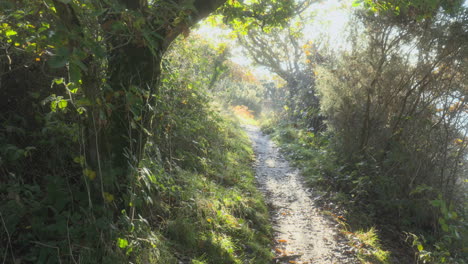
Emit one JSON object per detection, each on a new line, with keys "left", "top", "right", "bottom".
{"left": 261, "top": 117, "right": 467, "bottom": 264}
{"left": 1, "top": 102, "right": 272, "bottom": 263}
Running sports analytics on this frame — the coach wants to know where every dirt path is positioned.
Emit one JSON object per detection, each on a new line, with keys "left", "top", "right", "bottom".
{"left": 244, "top": 125, "right": 358, "bottom": 264}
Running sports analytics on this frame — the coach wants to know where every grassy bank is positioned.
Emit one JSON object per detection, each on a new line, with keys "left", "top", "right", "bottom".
{"left": 148, "top": 111, "right": 272, "bottom": 263}
{"left": 0, "top": 107, "right": 272, "bottom": 263}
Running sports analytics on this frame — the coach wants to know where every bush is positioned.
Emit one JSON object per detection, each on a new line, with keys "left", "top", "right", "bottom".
{"left": 314, "top": 11, "right": 468, "bottom": 262}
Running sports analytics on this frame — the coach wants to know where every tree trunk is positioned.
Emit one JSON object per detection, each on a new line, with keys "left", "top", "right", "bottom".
{"left": 89, "top": 0, "right": 227, "bottom": 195}
{"left": 54, "top": 0, "right": 228, "bottom": 199}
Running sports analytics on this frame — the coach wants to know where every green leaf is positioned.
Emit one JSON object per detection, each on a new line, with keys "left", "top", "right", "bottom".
{"left": 54, "top": 78, "right": 64, "bottom": 85}
{"left": 126, "top": 247, "right": 133, "bottom": 255}
{"left": 48, "top": 56, "right": 68, "bottom": 68}
{"left": 50, "top": 101, "right": 57, "bottom": 112}
{"left": 117, "top": 238, "right": 129, "bottom": 248}
{"left": 69, "top": 64, "right": 82, "bottom": 82}
{"left": 441, "top": 223, "right": 449, "bottom": 232}
{"left": 5, "top": 29, "right": 17, "bottom": 37}
{"left": 73, "top": 156, "right": 84, "bottom": 164}
{"left": 417, "top": 244, "right": 423, "bottom": 251}
{"left": 449, "top": 211, "right": 457, "bottom": 219}
{"left": 72, "top": 58, "right": 88, "bottom": 71}
{"left": 75, "top": 98, "right": 92, "bottom": 106}
{"left": 37, "top": 26, "right": 49, "bottom": 34}
{"left": 76, "top": 107, "right": 86, "bottom": 115}
{"left": 430, "top": 199, "right": 442, "bottom": 207}
{"left": 58, "top": 100, "right": 68, "bottom": 109}
{"left": 352, "top": 0, "right": 363, "bottom": 7}
{"left": 438, "top": 217, "right": 446, "bottom": 225}
{"left": 438, "top": 217, "right": 449, "bottom": 232}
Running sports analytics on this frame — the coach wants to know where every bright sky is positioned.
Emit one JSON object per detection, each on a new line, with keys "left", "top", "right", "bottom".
{"left": 305, "top": 0, "right": 352, "bottom": 50}
{"left": 193, "top": 0, "right": 352, "bottom": 78}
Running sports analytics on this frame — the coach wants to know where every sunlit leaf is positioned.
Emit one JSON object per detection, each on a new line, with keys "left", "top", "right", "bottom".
{"left": 50, "top": 101, "right": 57, "bottom": 112}
{"left": 54, "top": 78, "right": 64, "bottom": 85}
{"left": 58, "top": 99, "right": 68, "bottom": 109}
{"left": 5, "top": 29, "right": 17, "bottom": 37}
{"left": 352, "top": 0, "right": 363, "bottom": 7}
{"left": 117, "top": 238, "right": 128, "bottom": 248}
{"left": 76, "top": 107, "right": 86, "bottom": 115}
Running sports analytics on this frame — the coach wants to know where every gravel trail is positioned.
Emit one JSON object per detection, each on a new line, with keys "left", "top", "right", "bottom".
{"left": 244, "top": 125, "right": 358, "bottom": 264}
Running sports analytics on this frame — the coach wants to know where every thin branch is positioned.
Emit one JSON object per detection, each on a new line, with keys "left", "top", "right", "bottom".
{"left": 0, "top": 211, "right": 15, "bottom": 264}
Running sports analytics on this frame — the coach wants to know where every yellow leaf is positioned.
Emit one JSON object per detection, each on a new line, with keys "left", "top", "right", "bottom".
{"left": 83, "top": 168, "right": 96, "bottom": 180}
{"left": 75, "top": 156, "right": 85, "bottom": 165}
{"left": 277, "top": 239, "right": 288, "bottom": 243}
{"left": 103, "top": 192, "right": 114, "bottom": 203}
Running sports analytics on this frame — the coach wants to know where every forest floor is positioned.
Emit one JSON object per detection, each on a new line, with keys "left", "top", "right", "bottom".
{"left": 244, "top": 124, "right": 359, "bottom": 264}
